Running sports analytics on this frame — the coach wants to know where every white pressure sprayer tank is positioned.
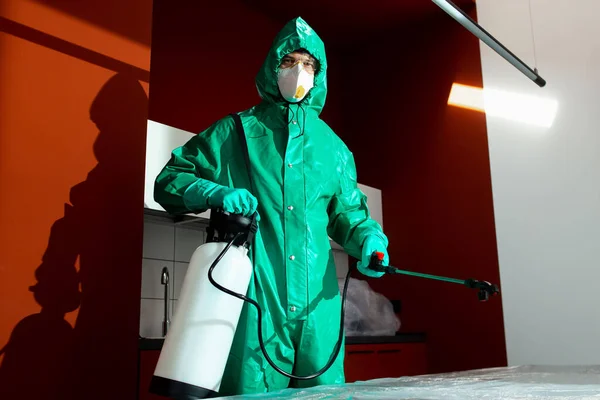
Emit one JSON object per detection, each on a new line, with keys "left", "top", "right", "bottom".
{"left": 149, "top": 210, "right": 257, "bottom": 399}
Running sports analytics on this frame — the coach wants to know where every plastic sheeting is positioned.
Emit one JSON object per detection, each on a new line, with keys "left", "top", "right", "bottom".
{"left": 337, "top": 277, "right": 400, "bottom": 336}
{"left": 215, "top": 366, "right": 600, "bottom": 399}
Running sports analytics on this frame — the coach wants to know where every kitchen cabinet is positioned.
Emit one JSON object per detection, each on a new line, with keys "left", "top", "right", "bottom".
{"left": 344, "top": 342, "right": 427, "bottom": 383}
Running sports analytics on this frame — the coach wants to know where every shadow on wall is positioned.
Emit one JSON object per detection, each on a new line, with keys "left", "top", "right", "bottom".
{"left": 0, "top": 16, "right": 150, "bottom": 82}
{"left": 0, "top": 73, "right": 148, "bottom": 400}
{"left": 32, "top": 0, "right": 153, "bottom": 46}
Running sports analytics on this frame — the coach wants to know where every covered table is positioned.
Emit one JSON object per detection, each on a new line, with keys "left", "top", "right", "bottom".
{"left": 215, "top": 366, "right": 600, "bottom": 399}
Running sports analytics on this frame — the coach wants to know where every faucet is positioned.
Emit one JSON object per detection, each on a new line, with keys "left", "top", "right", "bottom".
{"left": 161, "top": 267, "right": 170, "bottom": 336}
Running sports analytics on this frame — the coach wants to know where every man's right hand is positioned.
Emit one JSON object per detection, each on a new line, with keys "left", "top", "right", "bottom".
{"left": 207, "top": 187, "right": 259, "bottom": 219}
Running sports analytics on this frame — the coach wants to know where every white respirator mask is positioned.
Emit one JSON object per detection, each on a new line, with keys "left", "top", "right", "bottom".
{"left": 277, "top": 63, "right": 314, "bottom": 103}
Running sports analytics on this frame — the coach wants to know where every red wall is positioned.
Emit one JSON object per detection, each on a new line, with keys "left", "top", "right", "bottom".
{"left": 147, "top": 0, "right": 344, "bottom": 132}
{"left": 148, "top": 0, "right": 280, "bottom": 131}
{"left": 339, "top": 11, "right": 508, "bottom": 373}
{"left": 0, "top": 1, "right": 152, "bottom": 399}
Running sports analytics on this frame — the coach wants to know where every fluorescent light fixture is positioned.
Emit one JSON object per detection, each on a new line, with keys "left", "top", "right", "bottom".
{"left": 448, "top": 83, "right": 558, "bottom": 127}
{"left": 432, "top": 0, "right": 546, "bottom": 88}
{"left": 448, "top": 83, "right": 485, "bottom": 112}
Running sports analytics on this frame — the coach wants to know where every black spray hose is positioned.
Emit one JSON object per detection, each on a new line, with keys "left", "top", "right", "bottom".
{"left": 207, "top": 233, "right": 351, "bottom": 380}
{"left": 208, "top": 241, "right": 500, "bottom": 381}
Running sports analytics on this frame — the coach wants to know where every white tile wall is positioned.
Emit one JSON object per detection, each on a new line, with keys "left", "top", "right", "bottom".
{"left": 174, "top": 225, "right": 206, "bottom": 262}
{"left": 141, "top": 217, "right": 207, "bottom": 337}
{"left": 143, "top": 219, "right": 174, "bottom": 260}
{"left": 140, "top": 298, "right": 172, "bottom": 338}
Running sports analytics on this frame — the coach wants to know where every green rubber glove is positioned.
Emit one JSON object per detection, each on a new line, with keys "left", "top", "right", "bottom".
{"left": 184, "top": 180, "right": 260, "bottom": 220}
{"left": 357, "top": 236, "right": 389, "bottom": 278}
{"left": 208, "top": 187, "right": 259, "bottom": 220}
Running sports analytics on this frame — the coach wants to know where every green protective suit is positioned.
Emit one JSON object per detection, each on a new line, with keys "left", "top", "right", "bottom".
{"left": 154, "top": 17, "right": 389, "bottom": 396}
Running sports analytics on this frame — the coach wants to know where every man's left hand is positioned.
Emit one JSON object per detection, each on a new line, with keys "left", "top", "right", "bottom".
{"left": 357, "top": 236, "right": 389, "bottom": 278}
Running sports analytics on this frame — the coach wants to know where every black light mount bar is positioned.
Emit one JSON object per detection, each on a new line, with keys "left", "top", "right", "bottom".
{"left": 432, "top": 0, "right": 546, "bottom": 87}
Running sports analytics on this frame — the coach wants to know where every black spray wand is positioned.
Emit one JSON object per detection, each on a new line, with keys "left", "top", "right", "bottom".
{"left": 368, "top": 252, "right": 500, "bottom": 302}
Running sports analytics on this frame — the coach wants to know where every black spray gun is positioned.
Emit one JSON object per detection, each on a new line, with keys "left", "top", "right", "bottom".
{"left": 368, "top": 252, "right": 500, "bottom": 301}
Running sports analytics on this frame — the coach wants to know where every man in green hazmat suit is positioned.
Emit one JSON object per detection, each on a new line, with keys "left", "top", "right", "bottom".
{"left": 154, "top": 16, "right": 390, "bottom": 395}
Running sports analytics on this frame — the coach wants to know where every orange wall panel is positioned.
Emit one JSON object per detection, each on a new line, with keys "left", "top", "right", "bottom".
{"left": 1, "top": 0, "right": 150, "bottom": 71}
{"left": 0, "top": 1, "right": 152, "bottom": 399}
